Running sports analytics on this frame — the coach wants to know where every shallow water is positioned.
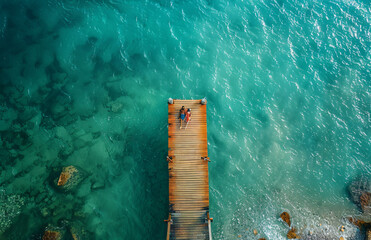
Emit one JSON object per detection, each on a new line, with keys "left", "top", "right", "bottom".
{"left": 0, "top": 0, "right": 370, "bottom": 239}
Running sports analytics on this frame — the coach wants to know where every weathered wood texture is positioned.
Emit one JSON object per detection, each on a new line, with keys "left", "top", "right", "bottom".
{"left": 167, "top": 100, "right": 210, "bottom": 240}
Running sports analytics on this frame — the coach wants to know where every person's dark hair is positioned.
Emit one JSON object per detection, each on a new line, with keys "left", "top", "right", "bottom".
{"left": 181, "top": 106, "right": 185, "bottom": 109}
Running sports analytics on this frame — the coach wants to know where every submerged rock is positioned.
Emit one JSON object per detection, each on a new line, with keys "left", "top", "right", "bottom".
{"left": 42, "top": 226, "right": 65, "bottom": 240}
{"left": 348, "top": 175, "right": 371, "bottom": 213}
{"left": 57, "top": 166, "right": 77, "bottom": 186}
{"left": 41, "top": 207, "right": 49, "bottom": 217}
{"left": 340, "top": 225, "right": 345, "bottom": 232}
{"left": 301, "top": 232, "right": 339, "bottom": 240}
{"left": 0, "top": 190, "right": 24, "bottom": 234}
{"left": 42, "top": 230, "right": 62, "bottom": 240}
{"left": 110, "top": 101, "right": 123, "bottom": 113}
{"left": 107, "top": 98, "right": 124, "bottom": 113}
{"left": 56, "top": 166, "right": 85, "bottom": 191}
{"left": 348, "top": 217, "right": 371, "bottom": 239}
{"left": 280, "top": 211, "right": 291, "bottom": 227}
{"left": 287, "top": 227, "right": 300, "bottom": 239}
{"left": 70, "top": 221, "right": 92, "bottom": 240}
{"left": 360, "top": 192, "right": 371, "bottom": 213}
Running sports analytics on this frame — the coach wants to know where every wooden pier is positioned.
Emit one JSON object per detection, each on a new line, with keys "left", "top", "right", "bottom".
{"left": 165, "top": 99, "right": 212, "bottom": 240}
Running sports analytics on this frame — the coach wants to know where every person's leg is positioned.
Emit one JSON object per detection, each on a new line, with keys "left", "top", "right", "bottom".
{"left": 180, "top": 118, "right": 183, "bottom": 129}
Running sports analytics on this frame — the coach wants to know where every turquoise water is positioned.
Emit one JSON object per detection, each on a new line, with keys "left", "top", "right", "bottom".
{"left": 0, "top": 0, "right": 370, "bottom": 239}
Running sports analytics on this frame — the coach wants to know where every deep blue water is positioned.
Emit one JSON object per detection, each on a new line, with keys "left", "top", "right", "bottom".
{"left": 0, "top": 0, "right": 370, "bottom": 239}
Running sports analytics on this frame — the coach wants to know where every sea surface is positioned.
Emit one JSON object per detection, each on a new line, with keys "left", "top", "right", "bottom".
{"left": 0, "top": 0, "right": 370, "bottom": 239}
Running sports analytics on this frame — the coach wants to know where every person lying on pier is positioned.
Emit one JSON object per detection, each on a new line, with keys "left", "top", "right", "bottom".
{"left": 185, "top": 108, "right": 191, "bottom": 129}
{"left": 179, "top": 106, "right": 186, "bottom": 129}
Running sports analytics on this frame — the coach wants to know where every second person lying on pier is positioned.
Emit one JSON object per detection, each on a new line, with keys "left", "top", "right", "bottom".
{"left": 185, "top": 108, "right": 192, "bottom": 129}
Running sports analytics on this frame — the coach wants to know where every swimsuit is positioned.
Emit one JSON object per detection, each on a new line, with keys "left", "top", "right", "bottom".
{"left": 185, "top": 112, "right": 191, "bottom": 122}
